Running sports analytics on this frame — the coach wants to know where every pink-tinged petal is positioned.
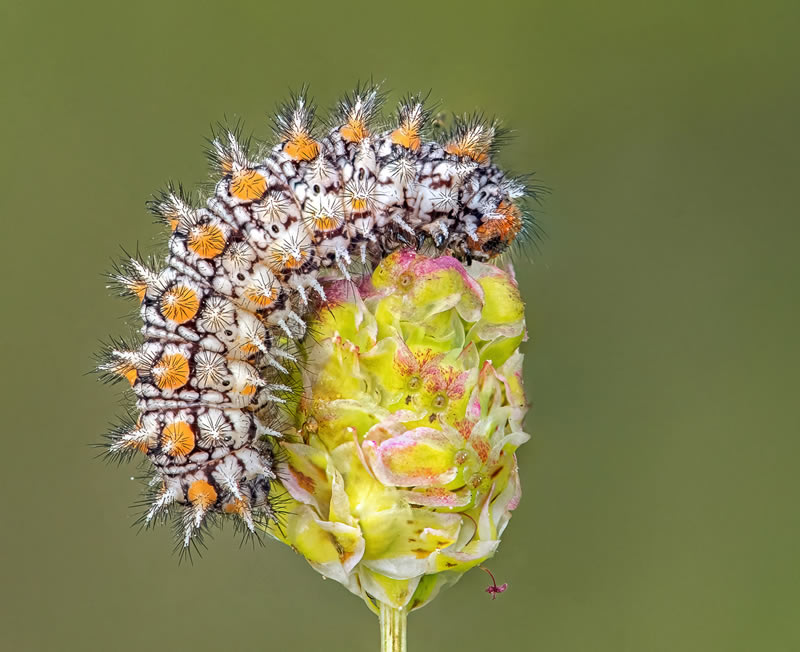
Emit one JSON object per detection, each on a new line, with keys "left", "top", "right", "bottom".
{"left": 477, "top": 482, "right": 498, "bottom": 541}
{"left": 413, "top": 256, "right": 485, "bottom": 303}
{"left": 453, "top": 417, "right": 477, "bottom": 441}
{"left": 393, "top": 339, "right": 420, "bottom": 377}
{"left": 400, "top": 486, "right": 473, "bottom": 509}
{"left": 321, "top": 278, "right": 357, "bottom": 305}
{"left": 355, "top": 273, "right": 379, "bottom": 299}
{"left": 466, "top": 392, "right": 483, "bottom": 421}
{"left": 497, "top": 351, "right": 526, "bottom": 405}
{"left": 363, "top": 416, "right": 412, "bottom": 446}
{"left": 489, "top": 431, "right": 530, "bottom": 465}
{"left": 501, "top": 260, "right": 518, "bottom": 284}
{"left": 365, "top": 428, "right": 459, "bottom": 487}
{"left": 469, "top": 432, "right": 492, "bottom": 464}
{"left": 370, "top": 249, "right": 419, "bottom": 291}
{"left": 278, "top": 461, "right": 321, "bottom": 511}
{"left": 422, "top": 366, "right": 448, "bottom": 394}
{"left": 479, "top": 359, "right": 498, "bottom": 382}
{"left": 507, "top": 471, "right": 522, "bottom": 512}
{"left": 445, "top": 369, "right": 470, "bottom": 400}
{"left": 495, "top": 465, "right": 523, "bottom": 537}
{"left": 351, "top": 428, "right": 378, "bottom": 481}
{"left": 457, "top": 341, "right": 481, "bottom": 371}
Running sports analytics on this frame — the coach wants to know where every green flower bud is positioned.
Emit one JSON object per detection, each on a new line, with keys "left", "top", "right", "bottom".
{"left": 266, "top": 250, "right": 530, "bottom": 613}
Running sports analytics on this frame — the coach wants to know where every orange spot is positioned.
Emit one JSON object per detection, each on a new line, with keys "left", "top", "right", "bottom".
{"left": 284, "top": 135, "right": 320, "bottom": 161}
{"left": 391, "top": 127, "right": 420, "bottom": 150}
{"left": 221, "top": 159, "right": 233, "bottom": 174}
{"left": 222, "top": 498, "right": 248, "bottom": 515}
{"left": 129, "top": 281, "right": 147, "bottom": 303}
{"left": 285, "top": 252, "right": 306, "bottom": 269}
{"left": 161, "top": 421, "right": 195, "bottom": 457}
{"left": 269, "top": 247, "right": 308, "bottom": 270}
{"left": 291, "top": 468, "right": 316, "bottom": 493}
{"left": 230, "top": 169, "right": 267, "bottom": 201}
{"left": 188, "top": 480, "right": 217, "bottom": 508}
{"left": 350, "top": 197, "right": 368, "bottom": 211}
{"left": 188, "top": 223, "right": 226, "bottom": 258}
{"left": 340, "top": 120, "right": 368, "bottom": 143}
{"left": 445, "top": 141, "right": 489, "bottom": 164}
{"left": 313, "top": 214, "right": 341, "bottom": 231}
{"left": 244, "top": 285, "right": 278, "bottom": 307}
{"left": 240, "top": 342, "right": 259, "bottom": 355}
{"left": 123, "top": 367, "right": 138, "bottom": 386}
{"left": 153, "top": 353, "right": 190, "bottom": 390}
{"left": 240, "top": 383, "right": 257, "bottom": 396}
{"left": 132, "top": 439, "right": 149, "bottom": 454}
{"left": 160, "top": 208, "right": 181, "bottom": 232}
{"left": 160, "top": 285, "right": 200, "bottom": 324}
{"left": 107, "top": 359, "right": 138, "bottom": 386}
{"left": 119, "top": 433, "right": 149, "bottom": 454}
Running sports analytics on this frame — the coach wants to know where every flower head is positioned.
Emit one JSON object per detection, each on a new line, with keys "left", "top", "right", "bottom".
{"left": 266, "top": 250, "right": 530, "bottom": 612}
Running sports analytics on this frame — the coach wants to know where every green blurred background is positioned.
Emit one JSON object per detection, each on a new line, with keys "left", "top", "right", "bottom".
{"left": 1, "top": 1, "right": 798, "bottom": 650}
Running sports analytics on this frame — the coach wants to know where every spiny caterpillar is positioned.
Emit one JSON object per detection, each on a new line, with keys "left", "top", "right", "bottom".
{"left": 98, "top": 85, "right": 540, "bottom": 550}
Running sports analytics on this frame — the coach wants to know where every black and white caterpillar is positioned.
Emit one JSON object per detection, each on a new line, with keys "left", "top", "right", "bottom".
{"left": 98, "top": 86, "right": 539, "bottom": 548}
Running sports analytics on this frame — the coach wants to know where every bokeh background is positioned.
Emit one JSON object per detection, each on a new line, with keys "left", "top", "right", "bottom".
{"left": 1, "top": 1, "right": 798, "bottom": 650}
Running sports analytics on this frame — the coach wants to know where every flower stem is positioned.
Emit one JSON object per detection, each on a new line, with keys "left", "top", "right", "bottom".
{"left": 379, "top": 602, "right": 407, "bottom": 652}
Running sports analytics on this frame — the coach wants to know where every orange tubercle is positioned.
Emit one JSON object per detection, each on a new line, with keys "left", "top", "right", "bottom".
{"left": 268, "top": 247, "right": 308, "bottom": 270}
{"left": 188, "top": 480, "right": 218, "bottom": 508}
{"left": 391, "top": 127, "right": 421, "bottom": 150}
{"left": 351, "top": 198, "right": 366, "bottom": 211}
{"left": 340, "top": 120, "right": 369, "bottom": 143}
{"left": 188, "top": 223, "right": 226, "bottom": 258}
{"left": 244, "top": 285, "right": 278, "bottom": 307}
{"left": 219, "top": 157, "right": 234, "bottom": 175}
{"left": 239, "top": 383, "right": 257, "bottom": 396}
{"left": 153, "top": 353, "right": 190, "bottom": 390}
{"left": 160, "top": 285, "right": 200, "bottom": 324}
{"left": 284, "top": 252, "right": 307, "bottom": 269}
{"left": 161, "top": 421, "right": 195, "bottom": 457}
{"left": 131, "top": 439, "right": 150, "bottom": 454}
{"left": 222, "top": 498, "right": 248, "bottom": 515}
{"left": 312, "top": 214, "right": 341, "bottom": 231}
{"left": 230, "top": 169, "right": 267, "bottom": 201}
{"left": 239, "top": 341, "right": 259, "bottom": 355}
{"left": 284, "top": 135, "right": 320, "bottom": 161}
{"left": 445, "top": 141, "right": 489, "bottom": 164}
{"left": 129, "top": 281, "right": 147, "bottom": 303}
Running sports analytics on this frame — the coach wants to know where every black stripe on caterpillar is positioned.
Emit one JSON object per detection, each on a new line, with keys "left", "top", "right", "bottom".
{"left": 98, "top": 85, "right": 542, "bottom": 550}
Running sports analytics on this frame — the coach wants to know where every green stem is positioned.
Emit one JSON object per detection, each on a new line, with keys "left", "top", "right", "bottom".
{"left": 379, "top": 602, "right": 407, "bottom": 652}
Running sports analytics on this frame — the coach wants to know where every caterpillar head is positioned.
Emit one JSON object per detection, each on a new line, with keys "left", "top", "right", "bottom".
{"left": 469, "top": 201, "right": 523, "bottom": 259}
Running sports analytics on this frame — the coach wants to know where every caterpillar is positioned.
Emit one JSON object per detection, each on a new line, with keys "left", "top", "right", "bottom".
{"left": 98, "top": 85, "right": 539, "bottom": 550}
